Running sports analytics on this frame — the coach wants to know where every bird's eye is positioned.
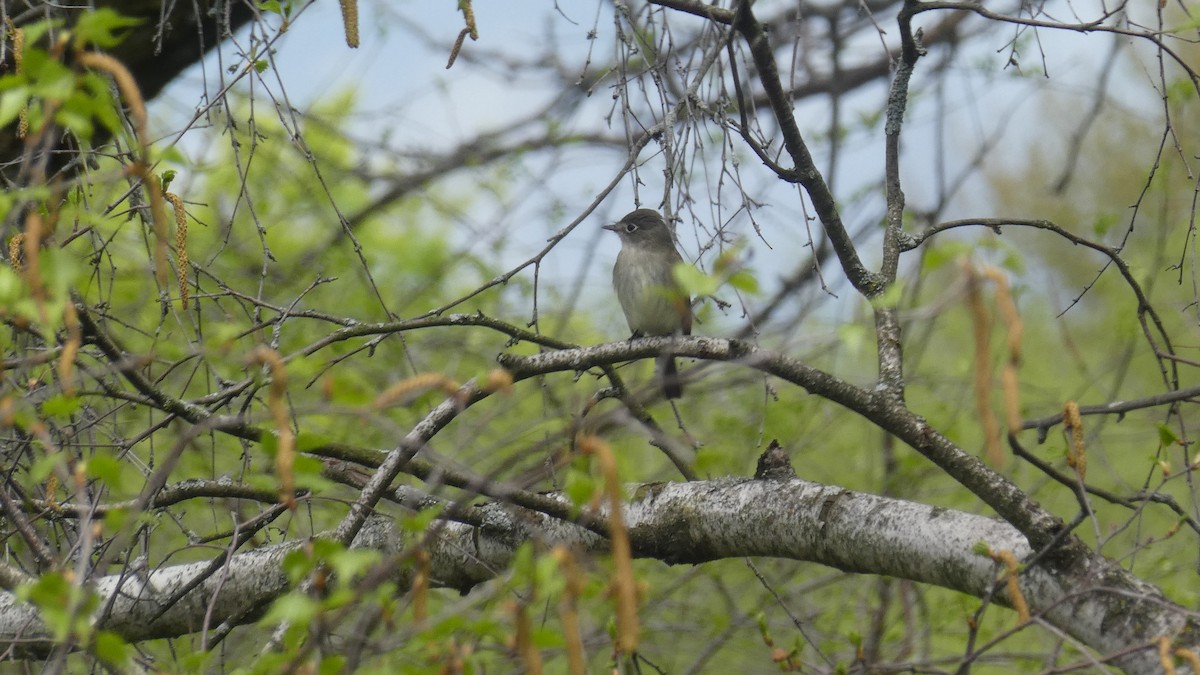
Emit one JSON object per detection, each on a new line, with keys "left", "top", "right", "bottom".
{"left": 624, "top": 222, "right": 638, "bottom": 233}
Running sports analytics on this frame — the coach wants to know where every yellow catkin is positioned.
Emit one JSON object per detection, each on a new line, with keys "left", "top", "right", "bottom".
{"left": 142, "top": 170, "right": 171, "bottom": 287}
{"left": 512, "top": 599, "right": 543, "bottom": 675}
{"left": 963, "top": 262, "right": 1002, "bottom": 466}
{"left": 1160, "top": 636, "right": 1177, "bottom": 675}
{"left": 21, "top": 214, "right": 47, "bottom": 327}
{"left": 484, "top": 368, "right": 513, "bottom": 393}
{"left": 462, "top": 0, "right": 479, "bottom": 39}
{"left": 1063, "top": 401, "right": 1086, "bottom": 481}
{"left": 552, "top": 547, "right": 587, "bottom": 675}
{"left": 7, "top": 19, "right": 27, "bottom": 138}
{"left": 373, "top": 373, "right": 459, "bottom": 409}
{"left": 58, "top": 303, "right": 80, "bottom": 396}
{"left": 578, "top": 435, "right": 639, "bottom": 655}
{"left": 8, "top": 233, "right": 23, "bottom": 272}
{"left": 6, "top": 18, "right": 23, "bottom": 71}
{"left": 411, "top": 549, "right": 429, "bottom": 623}
{"left": 77, "top": 52, "right": 169, "bottom": 287}
{"left": 22, "top": 214, "right": 42, "bottom": 289}
{"left": 338, "top": 0, "right": 359, "bottom": 48}
{"left": 75, "top": 52, "right": 148, "bottom": 150}
{"left": 248, "top": 346, "right": 295, "bottom": 509}
{"left": 165, "top": 192, "right": 189, "bottom": 309}
{"left": 446, "top": 0, "right": 479, "bottom": 68}
{"left": 983, "top": 267, "right": 1023, "bottom": 432}
{"left": 44, "top": 474, "right": 59, "bottom": 510}
{"left": 996, "top": 549, "right": 1029, "bottom": 625}
{"left": 1174, "top": 647, "right": 1199, "bottom": 673}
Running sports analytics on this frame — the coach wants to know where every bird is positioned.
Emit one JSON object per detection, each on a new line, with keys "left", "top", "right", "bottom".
{"left": 603, "top": 208, "right": 693, "bottom": 399}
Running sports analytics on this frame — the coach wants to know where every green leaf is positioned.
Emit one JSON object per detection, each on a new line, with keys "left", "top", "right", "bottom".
{"left": 0, "top": 265, "right": 20, "bottom": 308}
{"left": 54, "top": 104, "right": 95, "bottom": 140}
{"left": 727, "top": 269, "right": 759, "bottom": 294}
{"left": 692, "top": 446, "right": 724, "bottom": 476}
{"left": 93, "top": 630, "right": 132, "bottom": 669}
{"left": 673, "top": 263, "right": 718, "bottom": 297}
{"left": 39, "top": 394, "right": 81, "bottom": 420}
{"left": 285, "top": 453, "right": 335, "bottom": 493}
{"left": 178, "top": 650, "right": 212, "bottom": 673}
{"left": 836, "top": 323, "right": 868, "bottom": 357}
{"left": 19, "top": 571, "right": 97, "bottom": 642}
{"left": 79, "top": 73, "right": 126, "bottom": 137}
{"left": 847, "top": 630, "right": 863, "bottom": 648}
{"left": 294, "top": 432, "right": 333, "bottom": 453}
{"left": 921, "top": 241, "right": 972, "bottom": 272}
{"left": 318, "top": 656, "right": 348, "bottom": 675}
{"left": 292, "top": 454, "right": 326, "bottom": 480}
{"left": 329, "top": 548, "right": 381, "bottom": 582}
{"left": 562, "top": 467, "right": 597, "bottom": 507}
{"left": 510, "top": 541, "right": 535, "bottom": 578}
{"left": 39, "top": 247, "right": 82, "bottom": 299}
{"left": 23, "top": 52, "right": 76, "bottom": 100}
{"left": 869, "top": 282, "right": 904, "bottom": 310}
{"left": 18, "top": 570, "right": 69, "bottom": 606}
{"left": 29, "top": 453, "right": 64, "bottom": 483}
{"left": 282, "top": 548, "right": 318, "bottom": 584}
{"left": 1092, "top": 213, "right": 1118, "bottom": 238}
{"left": 1158, "top": 424, "right": 1179, "bottom": 446}
{"left": 0, "top": 86, "right": 31, "bottom": 129}
{"left": 259, "top": 0, "right": 294, "bottom": 18}
{"left": 18, "top": 573, "right": 71, "bottom": 641}
{"left": 308, "top": 538, "right": 346, "bottom": 564}
{"left": 401, "top": 508, "right": 441, "bottom": 535}
{"left": 102, "top": 507, "right": 133, "bottom": 534}
{"left": 85, "top": 453, "right": 124, "bottom": 486}
{"left": 12, "top": 19, "right": 64, "bottom": 47}
{"left": 262, "top": 593, "right": 320, "bottom": 626}
{"left": 71, "top": 9, "right": 142, "bottom": 49}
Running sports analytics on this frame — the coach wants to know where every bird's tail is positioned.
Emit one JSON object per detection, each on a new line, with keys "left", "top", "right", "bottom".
{"left": 658, "top": 354, "right": 682, "bottom": 399}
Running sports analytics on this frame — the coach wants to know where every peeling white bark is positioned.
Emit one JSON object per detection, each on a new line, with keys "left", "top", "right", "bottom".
{"left": 0, "top": 479, "right": 1189, "bottom": 674}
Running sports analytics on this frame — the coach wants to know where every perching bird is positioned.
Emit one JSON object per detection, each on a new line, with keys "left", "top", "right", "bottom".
{"left": 603, "top": 208, "right": 693, "bottom": 399}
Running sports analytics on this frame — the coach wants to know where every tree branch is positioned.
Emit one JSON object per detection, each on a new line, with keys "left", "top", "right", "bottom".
{"left": 0, "top": 479, "right": 1188, "bottom": 674}
{"left": 498, "top": 335, "right": 1066, "bottom": 548}
{"left": 731, "top": 0, "right": 879, "bottom": 296}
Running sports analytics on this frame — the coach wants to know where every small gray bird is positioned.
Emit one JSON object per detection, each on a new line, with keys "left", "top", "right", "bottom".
{"left": 603, "top": 209, "right": 693, "bottom": 399}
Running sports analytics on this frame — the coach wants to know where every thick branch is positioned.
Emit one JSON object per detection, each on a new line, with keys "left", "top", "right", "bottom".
{"left": 0, "top": 480, "right": 1188, "bottom": 674}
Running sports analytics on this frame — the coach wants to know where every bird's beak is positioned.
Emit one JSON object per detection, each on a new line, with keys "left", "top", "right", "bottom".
{"left": 602, "top": 223, "right": 618, "bottom": 232}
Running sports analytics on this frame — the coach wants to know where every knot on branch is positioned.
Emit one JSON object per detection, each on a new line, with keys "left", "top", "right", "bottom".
{"left": 755, "top": 440, "right": 796, "bottom": 481}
